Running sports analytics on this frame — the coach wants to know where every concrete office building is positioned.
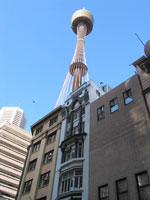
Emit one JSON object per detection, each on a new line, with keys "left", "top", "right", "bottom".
{"left": 0, "top": 121, "right": 32, "bottom": 200}
{"left": 0, "top": 107, "right": 27, "bottom": 129}
{"left": 89, "top": 43, "right": 150, "bottom": 200}
{"left": 17, "top": 106, "right": 63, "bottom": 200}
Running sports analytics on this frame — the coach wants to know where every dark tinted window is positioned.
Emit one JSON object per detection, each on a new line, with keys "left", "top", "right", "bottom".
{"left": 28, "top": 159, "right": 37, "bottom": 172}
{"left": 116, "top": 178, "right": 128, "bottom": 200}
{"left": 39, "top": 171, "right": 50, "bottom": 187}
{"left": 136, "top": 171, "right": 150, "bottom": 200}
{"left": 99, "top": 185, "right": 109, "bottom": 200}
{"left": 32, "top": 141, "right": 41, "bottom": 153}
{"left": 22, "top": 179, "right": 32, "bottom": 194}
{"left": 97, "top": 106, "right": 104, "bottom": 120}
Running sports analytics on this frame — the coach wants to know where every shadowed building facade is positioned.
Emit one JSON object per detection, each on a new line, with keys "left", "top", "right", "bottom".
{"left": 89, "top": 50, "right": 150, "bottom": 200}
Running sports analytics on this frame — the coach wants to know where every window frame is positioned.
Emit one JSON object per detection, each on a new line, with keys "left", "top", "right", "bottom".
{"left": 47, "top": 131, "right": 57, "bottom": 144}
{"left": 59, "top": 168, "right": 83, "bottom": 194}
{"left": 43, "top": 150, "right": 54, "bottom": 164}
{"left": 116, "top": 178, "right": 128, "bottom": 200}
{"left": 136, "top": 171, "right": 150, "bottom": 200}
{"left": 110, "top": 97, "right": 118, "bottom": 113}
{"left": 28, "top": 159, "right": 37, "bottom": 172}
{"left": 123, "top": 89, "right": 133, "bottom": 105}
{"left": 97, "top": 105, "right": 105, "bottom": 121}
{"left": 62, "top": 141, "right": 84, "bottom": 163}
{"left": 98, "top": 184, "right": 109, "bottom": 200}
{"left": 22, "top": 179, "right": 32, "bottom": 194}
{"left": 49, "top": 115, "right": 58, "bottom": 126}
{"left": 39, "top": 171, "right": 50, "bottom": 188}
{"left": 32, "top": 141, "right": 41, "bottom": 153}
{"left": 73, "top": 109, "right": 80, "bottom": 121}
{"left": 35, "top": 125, "right": 43, "bottom": 135}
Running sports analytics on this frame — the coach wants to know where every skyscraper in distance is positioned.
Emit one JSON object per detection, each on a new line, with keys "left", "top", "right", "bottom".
{"left": 0, "top": 107, "right": 27, "bottom": 129}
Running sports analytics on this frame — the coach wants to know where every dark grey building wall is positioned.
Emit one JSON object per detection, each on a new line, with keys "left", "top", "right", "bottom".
{"left": 89, "top": 74, "right": 150, "bottom": 200}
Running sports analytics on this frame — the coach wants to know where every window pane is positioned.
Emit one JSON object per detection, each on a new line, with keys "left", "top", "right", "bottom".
{"left": 137, "top": 172, "right": 149, "bottom": 187}
{"left": 75, "top": 170, "right": 82, "bottom": 175}
{"left": 99, "top": 185, "right": 109, "bottom": 198}
{"left": 32, "top": 142, "right": 40, "bottom": 153}
{"left": 28, "top": 159, "right": 37, "bottom": 171}
{"left": 123, "top": 92, "right": 127, "bottom": 99}
{"left": 97, "top": 106, "right": 104, "bottom": 120}
{"left": 110, "top": 98, "right": 118, "bottom": 113}
{"left": 49, "top": 116, "right": 58, "bottom": 126}
{"left": 114, "top": 98, "right": 118, "bottom": 104}
{"left": 139, "top": 185, "right": 150, "bottom": 200}
{"left": 47, "top": 131, "right": 56, "bottom": 144}
{"left": 82, "top": 106, "right": 85, "bottom": 115}
{"left": 79, "top": 176, "right": 82, "bottom": 188}
{"left": 117, "top": 179, "right": 127, "bottom": 192}
{"left": 35, "top": 125, "right": 43, "bottom": 135}
{"left": 75, "top": 177, "right": 79, "bottom": 188}
{"left": 123, "top": 89, "right": 133, "bottom": 105}
{"left": 43, "top": 150, "right": 54, "bottom": 164}
{"left": 59, "top": 169, "right": 82, "bottom": 194}
{"left": 111, "top": 104, "right": 118, "bottom": 112}
{"left": 125, "top": 97, "right": 133, "bottom": 104}
{"left": 23, "top": 180, "right": 32, "bottom": 194}
{"left": 39, "top": 172, "right": 50, "bottom": 187}
{"left": 110, "top": 101, "right": 114, "bottom": 106}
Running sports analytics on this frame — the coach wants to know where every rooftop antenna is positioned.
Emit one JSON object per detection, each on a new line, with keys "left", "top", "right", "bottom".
{"left": 135, "top": 33, "right": 145, "bottom": 46}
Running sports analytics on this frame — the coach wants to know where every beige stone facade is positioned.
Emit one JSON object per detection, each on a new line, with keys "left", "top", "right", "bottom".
{"left": 17, "top": 106, "right": 63, "bottom": 200}
{"left": 0, "top": 122, "right": 32, "bottom": 200}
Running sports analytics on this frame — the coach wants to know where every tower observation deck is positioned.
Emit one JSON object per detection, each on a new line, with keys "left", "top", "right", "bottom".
{"left": 55, "top": 8, "right": 94, "bottom": 107}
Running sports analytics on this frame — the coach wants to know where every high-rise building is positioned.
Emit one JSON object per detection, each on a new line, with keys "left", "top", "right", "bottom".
{"left": 0, "top": 121, "right": 32, "bottom": 200}
{"left": 17, "top": 106, "right": 63, "bottom": 200}
{"left": 0, "top": 107, "right": 27, "bottom": 129}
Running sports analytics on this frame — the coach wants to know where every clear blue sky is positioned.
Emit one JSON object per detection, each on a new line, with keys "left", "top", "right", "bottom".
{"left": 0, "top": 0, "right": 149, "bottom": 133}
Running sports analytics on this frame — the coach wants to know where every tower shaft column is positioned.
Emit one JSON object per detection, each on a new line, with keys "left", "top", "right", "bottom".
{"left": 70, "top": 22, "right": 88, "bottom": 91}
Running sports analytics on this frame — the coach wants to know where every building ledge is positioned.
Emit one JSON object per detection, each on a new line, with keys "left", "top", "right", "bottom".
{"left": 56, "top": 190, "right": 83, "bottom": 200}
{"left": 60, "top": 158, "right": 84, "bottom": 172}
{"left": 60, "top": 132, "right": 87, "bottom": 149}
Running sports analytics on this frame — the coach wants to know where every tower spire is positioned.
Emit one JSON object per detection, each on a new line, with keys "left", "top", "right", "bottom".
{"left": 55, "top": 9, "right": 94, "bottom": 107}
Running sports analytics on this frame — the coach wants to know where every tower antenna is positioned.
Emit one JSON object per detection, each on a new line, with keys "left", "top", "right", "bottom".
{"left": 135, "top": 33, "right": 145, "bottom": 46}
